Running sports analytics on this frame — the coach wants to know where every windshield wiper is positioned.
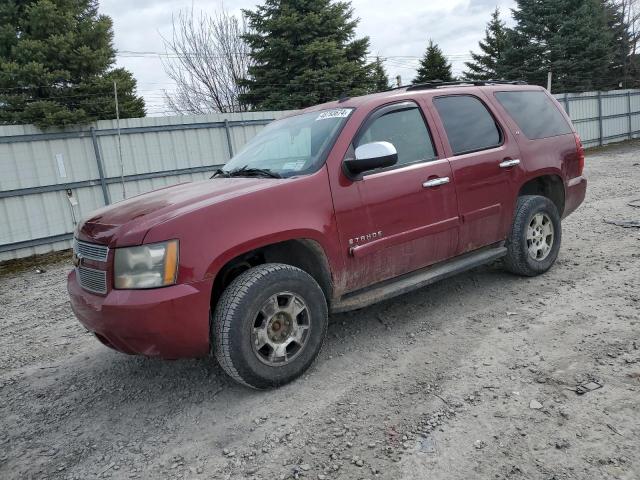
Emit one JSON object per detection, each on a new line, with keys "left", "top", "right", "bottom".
{"left": 210, "top": 168, "right": 231, "bottom": 179}
{"left": 211, "top": 166, "right": 282, "bottom": 179}
{"left": 228, "top": 166, "right": 282, "bottom": 178}
{"left": 234, "top": 168, "right": 281, "bottom": 178}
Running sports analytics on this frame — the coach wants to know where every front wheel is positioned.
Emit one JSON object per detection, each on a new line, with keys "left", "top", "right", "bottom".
{"left": 503, "top": 195, "right": 562, "bottom": 276}
{"left": 213, "top": 263, "right": 328, "bottom": 389}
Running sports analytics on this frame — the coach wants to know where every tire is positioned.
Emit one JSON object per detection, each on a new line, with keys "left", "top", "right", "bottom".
{"left": 503, "top": 195, "right": 562, "bottom": 277}
{"left": 213, "top": 263, "right": 328, "bottom": 389}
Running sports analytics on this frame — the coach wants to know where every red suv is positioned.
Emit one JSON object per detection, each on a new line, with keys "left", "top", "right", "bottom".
{"left": 68, "top": 82, "right": 586, "bottom": 389}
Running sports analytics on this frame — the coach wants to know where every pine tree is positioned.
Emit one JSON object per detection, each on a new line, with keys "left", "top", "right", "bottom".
{"left": 0, "top": 0, "right": 145, "bottom": 128}
{"left": 464, "top": 8, "right": 508, "bottom": 81}
{"left": 239, "top": 0, "right": 374, "bottom": 110}
{"left": 369, "top": 57, "right": 390, "bottom": 92}
{"left": 501, "top": 0, "right": 616, "bottom": 92}
{"left": 413, "top": 40, "right": 453, "bottom": 84}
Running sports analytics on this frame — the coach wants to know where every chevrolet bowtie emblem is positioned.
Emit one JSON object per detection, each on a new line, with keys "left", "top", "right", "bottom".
{"left": 73, "top": 252, "right": 84, "bottom": 267}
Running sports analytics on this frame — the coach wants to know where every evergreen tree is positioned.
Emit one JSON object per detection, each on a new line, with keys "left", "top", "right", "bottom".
{"left": 500, "top": 0, "right": 616, "bottom": 92}
{"left": 369, "top": 57, "right": 390, "bottom": 92}
{"left": 0, "top": 0, "right": 145, "bottom": 128}
{"left": 464, "top": 8, "right": 508, "bottom": 81}
{"left": 239, "top": 0, "right": 374, "bottom": 110}
{"left": 413, "top": 40, "right": 453, "bottom": 84}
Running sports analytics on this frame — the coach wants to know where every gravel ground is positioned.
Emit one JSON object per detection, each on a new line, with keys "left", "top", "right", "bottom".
{"left": 1, "top": 142, "right": 639, "bottom": 480}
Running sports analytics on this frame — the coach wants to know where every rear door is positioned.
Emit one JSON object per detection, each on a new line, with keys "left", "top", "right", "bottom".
{"left": 430, "top": 93, "right": 521, "bottom": 254}
{"left": 330, "top": 101, "right": 460, "bottom": 292}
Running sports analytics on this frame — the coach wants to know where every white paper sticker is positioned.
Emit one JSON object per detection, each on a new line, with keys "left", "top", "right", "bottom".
{"left": 316, "top": 109, "right": 351, "bottom": 121}
{"left": 282, "top": 161, "right": 306, "bottom": 170}
{"left": 55, "top": 153, "right": 67, "bottom": 178}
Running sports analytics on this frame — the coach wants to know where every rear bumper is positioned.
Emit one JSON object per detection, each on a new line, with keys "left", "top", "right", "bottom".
{"left": 67, "top": 270, "right": 212, "bottom": 358}
{"left": 563, "top": 176, "right": 587, "bottom": 218}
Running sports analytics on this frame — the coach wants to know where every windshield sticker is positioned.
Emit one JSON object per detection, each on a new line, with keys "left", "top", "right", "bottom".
{"left": 282, "top": 161, "right": 306, "bottom": 170}
{"left": 316, "top": 109, "right": 351, "bottom": 121}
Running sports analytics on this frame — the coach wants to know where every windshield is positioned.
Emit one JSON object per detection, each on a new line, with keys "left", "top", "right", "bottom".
{"left": 221, "top": 108, "right": 353, "bottom": 178}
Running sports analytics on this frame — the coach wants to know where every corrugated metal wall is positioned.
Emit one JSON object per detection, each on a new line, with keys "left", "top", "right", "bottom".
{"left": 553, "top": 89, "right": 640, "bottom": 147}
{"left": 2, "top": 88, "right": 639, "bottom": 261}
{"left": 0, "top": 111, "right": 290, "bottom": 261}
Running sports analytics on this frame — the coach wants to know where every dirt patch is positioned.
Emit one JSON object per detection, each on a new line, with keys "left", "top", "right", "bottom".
{"left": 0, "top": 250, "right": 72, "bottom": 276}
{"left": 1, "top": 145, "right": 639, "bottom": 480}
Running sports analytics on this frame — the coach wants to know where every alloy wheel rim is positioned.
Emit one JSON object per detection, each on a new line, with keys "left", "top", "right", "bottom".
{"left": 527, "top": 212, "right": 554, "bottom": 261}
{"left": 251, "top": 292, "right": 311, "bottom": 366}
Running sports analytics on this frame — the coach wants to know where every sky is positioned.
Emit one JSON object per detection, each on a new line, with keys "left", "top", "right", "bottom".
{"left": 99, "top": 0, "right": 517, "bottom": 116}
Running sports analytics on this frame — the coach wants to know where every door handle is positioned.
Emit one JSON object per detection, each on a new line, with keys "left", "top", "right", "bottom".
{"left": 422, "top": 177, "right": 450, "bottom": 188}
{"left": 499, "top": 159, "right": 521, "bottom": 168}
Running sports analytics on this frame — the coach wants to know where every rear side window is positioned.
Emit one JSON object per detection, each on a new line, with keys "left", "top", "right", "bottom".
{"left": 433, "top": 95, "right": 502, "bottom": 155}
{"left": 495, "top": 91, "right": 572, "bottom": 139}
{"left": 356, "top": 107, "right": 437, "bottom": 166}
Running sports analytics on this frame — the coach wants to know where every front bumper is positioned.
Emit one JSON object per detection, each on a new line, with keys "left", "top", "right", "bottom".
{"left": 564, "top": 175, "right": 587, "bottom": 218}
{"left": 68, "top": 270, "right": 212, "bottom": 358}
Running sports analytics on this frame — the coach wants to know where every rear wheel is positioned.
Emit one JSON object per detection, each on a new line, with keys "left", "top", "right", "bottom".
{"left": 504, "top": 195, "right": 562, "bottom": 276}
{"left": 213, "top": 263, "right": 328, "bottom": 389}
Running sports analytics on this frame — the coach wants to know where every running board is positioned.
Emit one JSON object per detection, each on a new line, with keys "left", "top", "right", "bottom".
{"left": 331, "top": 245, "right": 507, "bottom": 313}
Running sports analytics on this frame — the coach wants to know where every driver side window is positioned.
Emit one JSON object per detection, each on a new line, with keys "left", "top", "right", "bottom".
{"left": 356, "top": 107, "right": 437, "bottom": 167}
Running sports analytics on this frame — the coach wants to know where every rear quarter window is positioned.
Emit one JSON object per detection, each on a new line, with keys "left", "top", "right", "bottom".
{"left": 494, "top": 90, "right": 572, "bottom": 140}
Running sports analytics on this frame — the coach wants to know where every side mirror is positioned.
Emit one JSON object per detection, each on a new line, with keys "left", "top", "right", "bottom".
{"left": 344, "top": 141, "right": 398, "bottom": 177}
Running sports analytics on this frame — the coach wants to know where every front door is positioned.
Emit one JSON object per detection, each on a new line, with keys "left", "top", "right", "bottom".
{"left": 430, "top": 93, "right": 521, "bottom": 254}
{"left": 330, "top": 101, "right": 460, "bottom": 292}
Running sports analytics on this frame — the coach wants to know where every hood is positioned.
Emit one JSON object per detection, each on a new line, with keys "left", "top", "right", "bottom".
{"left": 77, "top": 177, "right": 282, "bottom": 246}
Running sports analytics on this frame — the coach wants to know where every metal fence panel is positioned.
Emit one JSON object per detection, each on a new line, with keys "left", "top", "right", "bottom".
{"left": 0, "top": 136, "right": 97, "bottom": 191}
{"left": 0, "top": 110, "right": 291, "bottom": 261}
{"left": 554, "top": 89, "right": 640, "bottom": 146}
{"left": 601, "top": 94, "right": 627, "bottom": 116}
{"left": 563, "top": 95, "right": 597, "bottom": 121}
{"left": 602, "top": 116, "right": 627, "bottom": 140}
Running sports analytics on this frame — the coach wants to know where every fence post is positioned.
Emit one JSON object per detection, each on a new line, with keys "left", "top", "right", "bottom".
{"left": 627, "top": 91, "right": 633, "bottom": 140}
{"left": 564, "top": 93, "right": 570, "bottom": 116}
{"left": 223, "top": 119, "right": 234, "bottom": 160}
{"left": 597, "top": 91, "right": 603, "bottom": 147}
{"left": 90, "top": 127, "right": 111, "bottom": 205}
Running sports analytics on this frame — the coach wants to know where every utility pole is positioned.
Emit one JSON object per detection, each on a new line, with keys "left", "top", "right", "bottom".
{"left": 114, "top": 80, "right": 126, "bottom": 200}
{"left": 547, "top": 71, "right": 552, "bottom": 93}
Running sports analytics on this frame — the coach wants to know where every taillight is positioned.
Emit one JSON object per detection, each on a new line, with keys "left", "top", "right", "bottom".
{"left": 574, "top": 133, "right": 585, "bottom": 176}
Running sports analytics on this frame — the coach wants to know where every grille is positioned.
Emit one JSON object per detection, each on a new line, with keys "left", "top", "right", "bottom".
{"left": 77, "top": 266, "right": 108, "bottom": 295}
{"left": 74, "top": 239, "right": 109, "bottom": 262}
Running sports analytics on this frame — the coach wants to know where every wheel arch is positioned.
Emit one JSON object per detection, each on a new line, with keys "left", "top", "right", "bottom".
{"left": 517, "top": 173, "right": 565, "bottom": 216}
{"left": 209, "top": 237, "right": 335, "bottom": 315}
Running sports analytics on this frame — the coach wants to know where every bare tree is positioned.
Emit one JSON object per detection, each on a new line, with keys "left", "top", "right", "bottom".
{"left": 161, "top": 9, "right": 252, "bottom": 114}
{"left": 615, "top": 0, "right": 638, "bottom": 52}
{"left": 614, "top": 0, "right": 640, "bottom": 86}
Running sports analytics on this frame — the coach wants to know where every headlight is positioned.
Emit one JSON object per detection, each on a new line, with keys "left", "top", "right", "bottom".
{"left": 114, "top": 240, "right": 179, "bottom": 289}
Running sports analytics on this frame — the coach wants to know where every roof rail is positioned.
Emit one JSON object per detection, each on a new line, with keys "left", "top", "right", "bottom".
{"left": 399, "top": 80, "right": 528, "bottom": 91}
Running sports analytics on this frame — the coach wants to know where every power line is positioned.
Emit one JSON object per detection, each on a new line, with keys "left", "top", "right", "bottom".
{"left": 115, "top": 49, "right": 474, "bottom": 64}
{"left": 116, "top": 49, "right": 474, "bottom": 59}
